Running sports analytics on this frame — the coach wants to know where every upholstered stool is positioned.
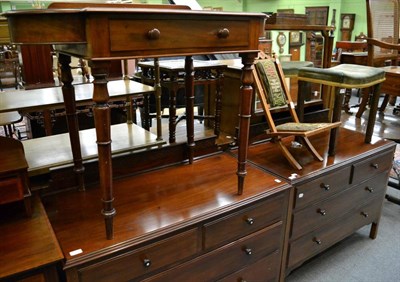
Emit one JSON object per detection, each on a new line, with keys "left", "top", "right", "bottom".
{"left": 297, "top": 64, "right": 385, "bottom": 145}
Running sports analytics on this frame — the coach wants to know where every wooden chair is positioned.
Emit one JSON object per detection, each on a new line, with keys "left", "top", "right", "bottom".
{"left": 364, "top": 0, "right": 400, "bottom": 114}
{"left": 253, "top": 56, "right": 341, "bottom": 170}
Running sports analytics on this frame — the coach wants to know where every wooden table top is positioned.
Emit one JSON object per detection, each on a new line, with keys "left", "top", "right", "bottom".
{"left": 0, "top": 79, "right": 154, "bottom": 114}
{"left": 0, "top": 196, "right": 63, "bottom": 279}
{"left": 42, "top": 152, "right": 289, "bottom": 267}
{"left": 23, "top": 123, "right": 165, "bottom": 176}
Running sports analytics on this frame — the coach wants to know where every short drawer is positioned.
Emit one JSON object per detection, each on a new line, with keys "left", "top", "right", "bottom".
{"left": 351, "top": 151, "right": 393, "bottom": 184}
{"left": 217, "top": 250, "right": 281, "bottom": 282}
{"left": 203, "top": 191, "right": 287, "bottom": 250}
{"left": 146, "top": 222, "right": 283, "bottom": 282}
{"left": 109, "top": 19, "right": 251, "bottom": 52}
{"left": 0, "top": 176, "right": 24, "bottom": 205}
{"left": 294, "top": 166, "right": 352, "bottom": 210}
{"left": 291, "top": 172, "right": 387, "bottom": 239}
{"left": 288, "top": 198, "right": 383, "bottom": 270}
{"left": 78, "top": 228, "right": 199, "bottom": 282}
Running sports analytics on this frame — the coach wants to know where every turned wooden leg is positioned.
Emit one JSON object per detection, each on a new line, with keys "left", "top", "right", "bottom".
{"left": 329, "top": 88, "right": 345, "bottom": 156}
{"left": 169, "top": 75, "right": 178, "bottom": 143}
{"left": 154, "top": 58, "right": 163, "bottom": 141}
{"left": 214, "top": 68, "right": 224, "bottom": 136}
{"left": 185, "top": 56, "right": 195, "bottom": 164}
{"left": 237, "top": 53, "right": 257, "bottom": 195}
{"left": 58, "top": 54, "right": 85, "bottom": 191}
{"left": 90, "top": 60, "right": 115, "bottom": 240}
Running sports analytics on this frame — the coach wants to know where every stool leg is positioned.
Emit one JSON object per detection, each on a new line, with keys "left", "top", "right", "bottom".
{"left": 297, "top": 80, "right": 307, "bottom": 122}
{"left": 365, "top": 83, "right": 382, "bottom": 143}
{"left": 329, "top": 88, "right": 345, "bottom": 156}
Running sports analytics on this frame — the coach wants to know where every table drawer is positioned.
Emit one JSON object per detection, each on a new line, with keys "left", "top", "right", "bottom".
{"left": 0, "top": 176, "right": 24, "bottom": 205}
{"left": 217, "top": 250, "right": 280, "bottom": 282}
{"left": 146, "top": 222, "right": 283, "bottom": 282}
{"left": 203, "top": 191, "right": 287, "bottom": 250}
{"left": 288, "top": 198, "right": 383, "bottom": 269}
{"left": 294, "top": 166, "right": 352, "bottom": 210}
{"left": 78, "top": 228, "right": 199, "bottom": 282}
{"left": 109, "top": 19, "right": 251, "bottom": 52}
{"left": 292, "top": 172, "right": 387, "bottom": 239}
{"left": 351, "top": 151, "right": 393, "bottom": 184}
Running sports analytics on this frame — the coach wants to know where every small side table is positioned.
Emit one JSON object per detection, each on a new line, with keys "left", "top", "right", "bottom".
{"left": 0, "top": 136, "right": 31, "bottom": 216}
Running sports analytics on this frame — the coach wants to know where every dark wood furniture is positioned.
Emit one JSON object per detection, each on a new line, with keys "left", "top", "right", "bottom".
{"left": 4, "top": 5, "right": 265, "bottom": 239}
{"left": 42, "top": 153, "right": 291, "bottom": 282}
{"left": 240, "top": 127, "right": 395, "bottom": 279}
{"left": 0, "top": 196, "right": 63, "bottom": 281}
{"left": 138, "top": 59, "right": 227, "bottom": 143}
{"left": 0, "top": 136, "right": 31, "bottom": 216}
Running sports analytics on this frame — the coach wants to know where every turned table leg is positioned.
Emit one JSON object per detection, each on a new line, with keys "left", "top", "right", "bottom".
{"left": 237, "top": 53, "right": 257, "bottom": 195}
{"left": 58, "top": 54, "right": 85, "bottom": 191}
{"left": 90, "top": 60, "right": 115, "bottom": 240}
{"left": 185, "top": 56, "right": 195, "bottom": 164}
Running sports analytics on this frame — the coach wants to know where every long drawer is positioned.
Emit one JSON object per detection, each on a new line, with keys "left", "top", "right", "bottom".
{"left": 288, "top": 197, "right": 384, "bottom": 269}
{"left": 145, "top": 222, "right": 283, "bottom": 282}
{"left": 77, "top": 228, "right": 199, "bottom": 282}
{"left": 291, "top": 172, "right": 387, "bottom": 239}
{"left": 203, "top": 191, "right": 287, "bottom": 250}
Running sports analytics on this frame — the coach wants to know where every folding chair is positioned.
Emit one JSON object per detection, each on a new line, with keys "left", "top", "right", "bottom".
{"left": 253, "top": 56, "right": 341, "bottom": 170}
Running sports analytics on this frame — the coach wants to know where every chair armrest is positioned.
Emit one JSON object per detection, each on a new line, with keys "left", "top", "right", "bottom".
{"left": 368, "top": 38, "right": 400, "bottom": 51}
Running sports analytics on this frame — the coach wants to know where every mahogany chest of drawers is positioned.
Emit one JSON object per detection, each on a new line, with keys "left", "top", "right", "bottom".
{"left": 43, "top": 153, "right": 290, "bottom": 281}
{"left": 244, "top": 128, "right": 396, "bottom": 277}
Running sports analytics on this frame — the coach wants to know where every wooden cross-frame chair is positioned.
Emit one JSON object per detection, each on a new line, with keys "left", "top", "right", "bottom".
{"left": 253, "top": 55, "right": 341, "bottom": 170}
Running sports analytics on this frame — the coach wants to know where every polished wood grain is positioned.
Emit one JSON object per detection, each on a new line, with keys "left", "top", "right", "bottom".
{"left": 0, "top": 80, "right": 153, "bottom": 113}
{"left": 0, "top": 196, "right": 63, "bottom": 280}
{"left": 41, "top": 153, "right": 289, "bottom": 268}
{"left": 241, "top": 127, "right": 394, "bottom": 181}
{"left": 5, "top": 5, "right": 265, "bottom": 239}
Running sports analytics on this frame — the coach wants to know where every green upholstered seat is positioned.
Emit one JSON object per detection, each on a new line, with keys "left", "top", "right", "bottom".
{"left": 281, "top": 61, "right": 314, "bottom": 77}
{"left": 298, "top": 64, "right": 385, "bottom": 86}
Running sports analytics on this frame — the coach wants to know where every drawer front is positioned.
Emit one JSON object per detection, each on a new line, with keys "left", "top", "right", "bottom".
{"left": 292, "top": 172, "right": 387, "bottom": 239}
{"left": 78, "top": 228, "right": 199, "bottom": 282}
{"left": 351, "top": 151, "right": 393, "bottom": 184}
{"left": 204, "top": 191, "right": 287, "bottom": 250}
{"left": 0, "top": 176, "right": 24, "bottom": 205}
{"left": 288, "top": 198, "right": 383, "bottom": 269}
{"left": 294, "top": 166, "right": 352, "bottom": 210}
{"left": 217, "top": 250, "right": 280, "bottom": 282}
{"left": 109, "top": 19, "right": 251, "bottom": 52}
{"left": 146, "top": 222, "right": 283, "bottom": 282}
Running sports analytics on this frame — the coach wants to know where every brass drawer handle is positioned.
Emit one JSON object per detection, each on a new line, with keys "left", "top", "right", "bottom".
{"left": 313, "top": 237, "right": 322, "bottom": 245}
{"left": 217, "top": 28, "right": 230, "bottom": 38}
{"left": 317, "top": 209, "right": 327, "bottom": 216}
{"left": 365, "top": 186, "right": 374, "bottom": 193}
{"left": 143, "top": 258, "right": 152, "bottom": 268}
{"left": 361, "top": 211, "right": 369, "bottom": 218}
{"left": 245, "top": 217, "right": 254, "bottom": 225}
{"left": 320, "top": 183, "right": 330, "bottom": 191}
{"left": 147, "top": 28, "right": 160, "bottom": 40}
{"left": 244, "top": 248, "right": 252, "bottom": 255}
{"left": 371, "top": 163, "right": 379, "bottom": 169}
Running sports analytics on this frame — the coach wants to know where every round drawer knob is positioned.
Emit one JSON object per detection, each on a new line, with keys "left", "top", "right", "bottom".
{"left": 313, "top": 238, "right": 322, "bottom": 245}
{"left": 365, "top": 186, "right": 374, "bottom": 193}
{"left": 371, "top": 163, "right": 379, "bottom": 169}
{"left": 244, "top": 248, "right": 252, "bottom": 255}
{"left": 143, "top": 258, "right": 151, "bottom": 268}
{"left": 217, "top": 28, "right": 230, "bottom": 38}
{"left": 147, "top": 28, "right": 160, "bottom": 40}
{"left": 320, "top": 183, "right": 330, "bottom": 191}
{"left": 245, "top": 217, "right": 254, "bottom": 225}
{"left": 361, "top": 212, "right": 369, "bottom": 218}
{"left": 317, "top": 209, "right": 327, "bottom": 216}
